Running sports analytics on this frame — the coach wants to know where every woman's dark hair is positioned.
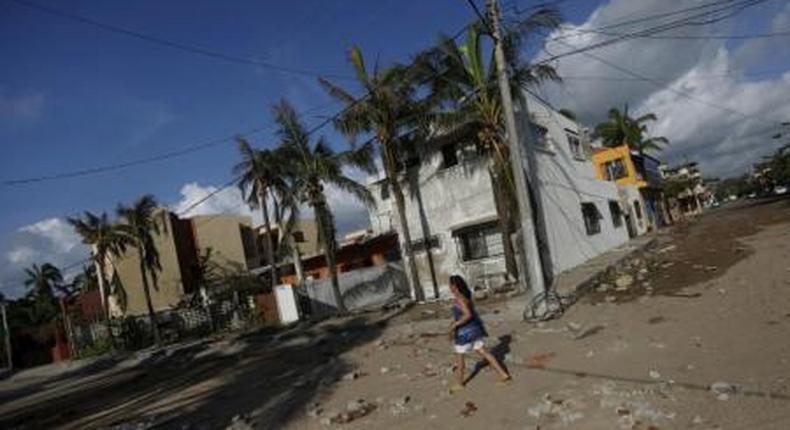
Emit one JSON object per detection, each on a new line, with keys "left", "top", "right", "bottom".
{"left": 450, "top": 275, "right": 472, "bottom": 301}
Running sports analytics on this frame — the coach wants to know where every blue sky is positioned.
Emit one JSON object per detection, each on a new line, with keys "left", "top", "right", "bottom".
{"left": 2, "top": 0, "right": 789, "bottom": 297}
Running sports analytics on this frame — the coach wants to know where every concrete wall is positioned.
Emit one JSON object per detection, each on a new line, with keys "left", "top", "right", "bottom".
{"left": 517, "top": 91, "right": 631, "bottom": 276}
{"left": 190, "top": 215, "right": 257, "bottom": 271}
{"left": 617, "top": 184, "right": 649, "bottom": 236}
{"left": 111, "top": 212, "right": 190, "bottom": 317}
{"left": 297, "top": 263, "right": 409, "bottom": 317}
{"left": 367, "top": 148, "right": 506, "bottom": 299}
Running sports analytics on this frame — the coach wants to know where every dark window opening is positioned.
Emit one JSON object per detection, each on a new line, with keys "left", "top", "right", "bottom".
{"left": 441, "top": 144, "right": 459, "bottom": 168}
{"left": 603, "top": 158, "right": 628, "bottom": 181}
{"left": 608, "top": 200, "right": 623, "bottom": 228}
{"left": 581, "top": 202, "right": 602, "bottom": 236}
{"left": 566, "top": 131, "right": 583, "bottom": 159}
{"left": 634, "top": 200, "right": 643, "bottom": 219}
{"left": 292, "top": 231, "right": 305, "bottom": 243}
{"left": 454, "top": 222, "right": 503, "bottom": 261}
{"left": 530, "top": 122, "right": 549, "bottom": 147}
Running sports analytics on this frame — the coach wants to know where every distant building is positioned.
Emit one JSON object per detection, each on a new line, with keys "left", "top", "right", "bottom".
{"left": 661, "top": 161, "right": 710, "bottom": 216}
{"left": 106, "top": 211, "right": 259, "bottom": 317}
{"left": 591, "top": 145, "right": 669, "bottom": 231}
{"left": 256, "top": 219, "right": 321, "bottom": 267}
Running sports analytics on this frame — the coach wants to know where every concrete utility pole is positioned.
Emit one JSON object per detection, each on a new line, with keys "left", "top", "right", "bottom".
{"left": 486, "top": 0, "right": 546, "bottom": 297}
{"left": 1, "top": 302, "right": 12, "bottom": 370}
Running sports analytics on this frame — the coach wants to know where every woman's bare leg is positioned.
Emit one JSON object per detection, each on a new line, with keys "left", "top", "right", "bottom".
{"left": 477, "top": 348, "right": 510, "bottom": 380}
{"left": 455, "top": 353, "right": 466, "bottom": 386}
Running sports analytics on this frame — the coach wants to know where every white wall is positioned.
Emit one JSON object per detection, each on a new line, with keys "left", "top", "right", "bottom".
{"left": 517, "top": 91, "right": 631, "bottom": 276}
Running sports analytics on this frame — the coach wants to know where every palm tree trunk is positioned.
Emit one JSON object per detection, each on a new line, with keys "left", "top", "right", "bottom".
{"left": 137, "top": 247, "right": 160, "bottom": 345}
{"left": 383, "top": 147, "right": 424, "bottom": 302}
{"left": 490, "top": 167, "right": 519, "bottom": 280}
{"left": 258, "top": 187, "right": 278, "bottom": 290}
{"left": 315, "top": 203, "right": 346, "bottom": 313}
{"left": 94, "top": 257, "right": 109, "bottom": 320}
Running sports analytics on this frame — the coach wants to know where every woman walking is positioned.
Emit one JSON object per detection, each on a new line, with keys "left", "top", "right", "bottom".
{"left": 447, "top": 274, "right": 511, "bottom": 393}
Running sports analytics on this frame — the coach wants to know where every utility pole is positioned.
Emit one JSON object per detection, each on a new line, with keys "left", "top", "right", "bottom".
{"left": 1, "top": 302, "right": 12, "bottom": 371}
{"left": 487, "top": 0, "right": 546, "bottom": 297}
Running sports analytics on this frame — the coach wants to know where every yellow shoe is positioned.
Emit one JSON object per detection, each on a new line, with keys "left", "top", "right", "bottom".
{"left": 449, "top": 384, "right": 465, "bottom": 394}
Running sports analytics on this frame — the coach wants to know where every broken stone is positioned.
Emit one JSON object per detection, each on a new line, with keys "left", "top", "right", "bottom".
{"left": 692, "top": 415, "right": 705, "bottom": 425}
{"left": 473, "top": 290, "right": 489, "bottom": 300}
{"left": 307, "top": 403, "right": 324, "bottom": 418}
{"left": 615, "top": 274, "right": 634, "bottom": 290}
{"left": 380, "top": 367, "right": 390, "bottom": 374}
{"left": 342, "top": 371, "right": 361, "bottom": 381}
{"left": 649, "top": 370, "right": 661, "bottom": 380}
{"left": 606, "top": 295, "right": 617, "bottom": 303}
{"left": 710, "top": 382, "right": 740, "bottom": 396}
{"left": 460, "top": 401, "right": 478, "bottom": 418}
{"left": 597, "top": 283, "right": 612, "bottom": 292}
{"left": 566, "top": 322, "right": 583, "bottom": 332}
{"left": 389, "top": 395, "right": 411, "bottom": 416}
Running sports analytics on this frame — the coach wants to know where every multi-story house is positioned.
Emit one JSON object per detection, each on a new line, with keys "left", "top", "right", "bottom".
{"left": 662, "top": 161, "right": 710, "bottom": 215}
{"left": 366, "top": 91, "right": 632, "bottom": 299}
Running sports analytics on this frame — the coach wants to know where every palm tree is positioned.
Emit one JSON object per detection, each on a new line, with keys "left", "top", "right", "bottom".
{"left": 71, "top": 264, "right": 99, "bottom": 293}
{"left": 68, "top": 211, "right": 129, "bottom": 320}
{"left": 414, "top": 13, "right": 561, "bottom": 280}
{"left": 233, "top": 141, "right": 285, "bottom": 290}
{"left": 594, "top": 105, "right": 668, "bottom": 153}
{"left": 116, "top": 195, "right": 164, "bottom": 345}
{"left": 24, "top": 263, "right": 63, "bottom": 299}
{"left": 319, "top": 47, "right": 428, "bottom": 301}
{"left": 273, "top": 99, "right": 376, "bottom": 314}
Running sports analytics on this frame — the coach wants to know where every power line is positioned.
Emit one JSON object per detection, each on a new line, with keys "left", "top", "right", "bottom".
{"left": 1, "top": 101, "right": 338, "bottom": 186}
{"left": 584, "top": 28, "right": 790, "bottom": 40}
{"left": 7, "top": 0, "right": 354, "bottom": 81}
{"left": 559, "top": 67, "right": 788, "bottom": 82}
{"left": 538, "top": 0, "right": 770, "bottom": 65}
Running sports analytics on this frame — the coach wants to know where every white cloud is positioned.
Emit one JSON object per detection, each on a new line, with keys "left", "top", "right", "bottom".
{"left": 0, "top": 218, "right": 88, "bottom": 298}
{"left": 171, "top": 174, "right": 372, "bottom": 235}
{"left": 539, "top": 0, "right": 790, "bottom": 176}
{"left": 0, "top": 91, "right": 45, "bottom": 120}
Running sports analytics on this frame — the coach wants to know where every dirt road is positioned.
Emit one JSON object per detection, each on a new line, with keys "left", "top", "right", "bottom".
{"left": 1, "top": 198, "right": 788, "bottom": 429}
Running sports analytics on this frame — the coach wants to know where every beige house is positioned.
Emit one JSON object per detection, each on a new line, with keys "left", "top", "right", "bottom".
{"left": 257, "top": 219, "right": 321, "bottom": 266}
{"left": 107, "top": 211, "right": 259, "bottom": 317}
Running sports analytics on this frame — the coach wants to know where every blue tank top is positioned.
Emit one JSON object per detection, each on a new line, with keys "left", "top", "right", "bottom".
{"left": 452, "top": 302, "right": 487, "bottom": 345}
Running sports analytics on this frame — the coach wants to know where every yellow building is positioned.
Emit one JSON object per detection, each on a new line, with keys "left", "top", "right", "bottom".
{"left": 591, "top": 145, "right": 647, "bottom": 187}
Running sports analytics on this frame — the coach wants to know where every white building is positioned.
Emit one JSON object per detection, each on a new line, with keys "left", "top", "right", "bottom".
{"left": 367, "top": 91, "right": 631, "bottom": 299}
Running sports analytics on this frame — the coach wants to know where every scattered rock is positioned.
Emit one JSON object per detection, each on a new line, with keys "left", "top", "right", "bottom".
{"left": 473, "top": 290, "right": 489, "bottom": 300}
{"left": 389, "top": 395, "right": 411, "bottom": 416}
{"left": 342, "top": 371, "right": 362, "bottom": 381}
{"left": 606, "top": 295, "right": 617, "bottom": 303}
{"left": 460, "top": 401, "right": 478, "bottom": 418}
{"left": 566, "top": 322, "right": 583, "bottom": 332}
{"left": 692, "top": 415, "right": 705, "bottom": 425}
{"left": 597, "top": 283, "right": 613, "bottom": 292}
{"left": 307, "top": 403, "right": 324, "bottom": 418}
{"left": 615, "top": 274, "right": 634, "bottom": 290}
{"left": 710, "top": 382, "right": 740, "bottom": 396}
{"left": 649, "top": 370, "right": 661, "bottom": 380}
{"left": 380, "top": 367, "right": 390, "bottom": 374}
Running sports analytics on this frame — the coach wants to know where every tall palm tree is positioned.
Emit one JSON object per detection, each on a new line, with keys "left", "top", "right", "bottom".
{"left": 116, "top": 195, "right": 163, "bottom": 345}
{"left": 68, "top": 211, "right": 129, "bottom": 320}
{"left": 319, "top": 47, "right": 428, "bottom": 301}
{"left": 24, "top": 263, "right": 63, "bottom": 299}
{"left": 414, "top": 13, "right": 561, "bottom": 280}
{"left": 233, "top": 141, "right": 285, "bottom": 290}
{"left": 594, "top": 105, "right": 668, "bottom": 153}
{"left": 71, "top": 264, "right": 99, "bottom": 293}
{"left": 273, "top": 99, "right": 376, "bottom": 314}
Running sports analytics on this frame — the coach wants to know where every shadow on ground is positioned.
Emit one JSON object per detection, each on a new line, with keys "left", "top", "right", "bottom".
{"left": 0, "top": 310, "right": 404, "bottom": 429}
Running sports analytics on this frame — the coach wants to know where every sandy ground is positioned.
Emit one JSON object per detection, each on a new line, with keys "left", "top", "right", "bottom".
{"left": 1, "top": 198, "right": 789, "bottom": 430}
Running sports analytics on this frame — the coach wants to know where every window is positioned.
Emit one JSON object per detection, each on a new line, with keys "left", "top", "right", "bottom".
{"left": 441, "top": 144, "right": 459, "bottom": 169}
{"left": 454, "top": 222, "right": 503, "bottom": 261}
{"left": 581, "top": 202, "right": 602, "bottom": 235}
{"left": 603, "top": 158, "right": 628, "bottom": 181}
{"left": 292, "top": 231, "right": 305, "bottom": 243}
{"left": 411, "top": 235, "right": 440, "bottom": 252}
{"left": 380, "top": 182, "right": 390, "bottom": 200}
{"left": 566, "top": 130, "right": 583, "bottom": 159}
{"left": 634, "top": 200, "right": 643, "bottom": 220}
{"left": 529, "top": 122, "right": 549, "bottom": 147}
{"left": 608, "top": 200, "right": 623, "bottom": 228}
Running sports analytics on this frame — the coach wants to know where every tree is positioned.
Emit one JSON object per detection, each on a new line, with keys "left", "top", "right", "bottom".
{"left": 318, "top": 47, "right": 430, "bottom": 301}
{"left": 273, "top": 99, "right": 376, "bottom": 314}
{"left": 234, "top": 141, "right": 285, "bottom": 290}
{"left": 414, "top": 13, "right": 560, "bottom": 281}
{"left": 68, "top": 211, "right": 129, "bottom": 320}
{"left": 70, "top": 265, "right": 99, "bottom": 293}
{"left": 594, "top": 105, "right": 668, "bottom": 154}
{"left": 24, "top": 263, "right": 64, "bottom": 299}
{"left": 116, "top": 195, "right": 164, "bottom": 345}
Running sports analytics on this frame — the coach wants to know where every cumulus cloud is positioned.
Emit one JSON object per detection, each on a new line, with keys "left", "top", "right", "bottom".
{"left": 539, "top": 0, "right": 790, "bottom": 176}
{"left": 0, "top": 90, "right": 45, "bottom": 120}
{"left": 0, "top": 218, "right": 88, "bottom": 298}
